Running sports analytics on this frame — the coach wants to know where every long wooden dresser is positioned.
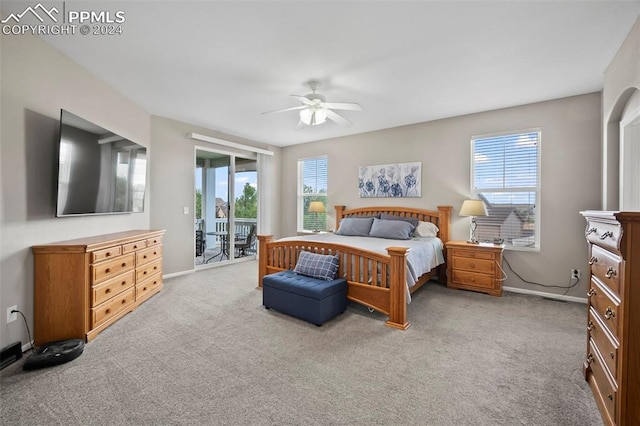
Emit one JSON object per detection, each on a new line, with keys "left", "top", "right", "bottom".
{"left": 32, "top": 229, "right": 165, "bottom": 345}
{"left": 580, "top": 211, "right": 639, "bottom": 426}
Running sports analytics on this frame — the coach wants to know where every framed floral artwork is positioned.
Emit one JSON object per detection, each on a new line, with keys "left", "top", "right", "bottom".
{"left": 358, "top": 162, "right": 421, "bottom": 198}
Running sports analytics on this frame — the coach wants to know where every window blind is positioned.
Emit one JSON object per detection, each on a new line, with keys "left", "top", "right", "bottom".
{"left": 471, "top": 130, "right": 540, "bottom": 249}
{"left": 298, "top": 156, "right": 328, "bottom": 231}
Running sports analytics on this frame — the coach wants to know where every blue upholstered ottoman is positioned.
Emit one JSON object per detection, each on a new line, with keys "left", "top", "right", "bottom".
{"left": 263, "top": 270, "right": 348, "bottom": 326}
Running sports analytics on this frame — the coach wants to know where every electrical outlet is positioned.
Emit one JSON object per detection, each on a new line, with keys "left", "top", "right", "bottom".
{"left": 6, "top": 305, "right": 17, "bottom": 323}
{"left": 571, "top": 269, "right": 580, "bottom": 281}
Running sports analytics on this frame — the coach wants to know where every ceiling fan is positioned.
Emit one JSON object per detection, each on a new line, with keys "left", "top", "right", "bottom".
{"left": 262, "top": 80, "right": 362, "bottom": 128}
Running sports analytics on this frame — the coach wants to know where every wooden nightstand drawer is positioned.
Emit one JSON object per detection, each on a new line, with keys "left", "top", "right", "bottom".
{"left": 587, "top": 339, "right": 617, "bottom": 424}
{"left": 147, "top": 235, "right": 163, "bottom": 247}
{"left": 450, "top": 248, "right": 495, "bottom": 260}
{"left": 585, "top": 219, "right": 622, "bottom": 253}
{"left": 451, "top": 270, "right": 494, "bottom": 289}
{"left": 136, "top": 272, "right": 163, "bottom": 301}
{"left": 451, "top": 256, "right": 494, "bottom": 275}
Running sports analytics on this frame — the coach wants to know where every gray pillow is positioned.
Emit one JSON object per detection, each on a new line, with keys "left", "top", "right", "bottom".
{"left": 379, "top": 213, "right": 419, "bottom": 229}
{"left": 369, "top": 218, "right": 414, "bottom": 240}
{"left": 335, "top": 217, "right": 374, "bottom": 236}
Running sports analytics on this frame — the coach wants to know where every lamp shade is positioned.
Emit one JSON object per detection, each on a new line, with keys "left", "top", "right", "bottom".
{"left": 300, "top": 108, "right": 327, "bottom": 126}
{"left": 459, "top": 199, "right": 488, "bottom": 217}
{"left": 308, "top": 201, "right": 326, "bottom": 213}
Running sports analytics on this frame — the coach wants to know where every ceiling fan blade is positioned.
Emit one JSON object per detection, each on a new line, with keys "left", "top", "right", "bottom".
{"left": 326, "top": 109, "right": 352, "bottom": 126}
{"left": 261, "top": 105, "right": 307, "bottom": 115}
{"left": 323, "top": 102, "right": 362, "bottom": 111}
{"left": 291, "top": 95, "right": 315, "bottom": 106}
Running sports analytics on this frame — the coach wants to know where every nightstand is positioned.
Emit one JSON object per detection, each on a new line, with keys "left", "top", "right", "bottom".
{"left": 445, "top": 240, "right": 505, "bottom": 296}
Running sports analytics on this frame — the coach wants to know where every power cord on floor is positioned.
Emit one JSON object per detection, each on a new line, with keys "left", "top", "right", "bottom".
{"left": 12, "top": 309, "right": 35, "bottom": 354}
{"left": 502, "top": 255, "right": 581, "bottom": 296}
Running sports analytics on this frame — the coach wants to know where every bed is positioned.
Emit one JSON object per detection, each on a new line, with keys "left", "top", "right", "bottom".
{"left": 257, "top": 205, "right": 452, "bottom": 329}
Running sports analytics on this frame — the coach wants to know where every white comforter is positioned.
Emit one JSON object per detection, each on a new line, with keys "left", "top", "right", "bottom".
{"left": 279, "top": 233, "right": 444, "bottom": 301}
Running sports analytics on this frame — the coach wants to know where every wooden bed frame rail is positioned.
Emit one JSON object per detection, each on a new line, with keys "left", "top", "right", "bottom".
{"left": 258, "top": 205, "right": 452, "bottom": 330}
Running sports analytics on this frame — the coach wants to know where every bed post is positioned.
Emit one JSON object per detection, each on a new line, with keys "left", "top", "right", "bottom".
{"left": 334, "top": 205, "right": 346, "bottom": 231}
{"left": 437, "top": 205, "right": 452, "bottom": 243}
{"left": 257, "top": 235, "right": 273, "bottom": 289}
{"left": 385, "top": 246, "right": 410, "bottom": 330}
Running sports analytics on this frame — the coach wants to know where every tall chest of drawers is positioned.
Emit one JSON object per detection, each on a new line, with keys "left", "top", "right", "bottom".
{"left": 33, "top": 229, "right": 165, "bottom": 345}
{"left": 580, "top": 211, "right": 640, "bottom": 426}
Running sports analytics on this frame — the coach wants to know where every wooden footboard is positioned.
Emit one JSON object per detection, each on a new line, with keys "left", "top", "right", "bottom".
{"left": 257, "top": 236, "right": 411, "bottom": 329}
{"left": 258, "top": 205, "right": 452, "bottom": 329}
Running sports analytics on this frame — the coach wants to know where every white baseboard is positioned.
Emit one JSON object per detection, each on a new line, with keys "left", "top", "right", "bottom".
{"left": 22, "top": 341, "right": 33, "bottom": 353}
{"left": 163, "top": 269, "right": 196, "bottom": 280}
{"left": 503, "top": 286, "right": 587, "bottom": 304}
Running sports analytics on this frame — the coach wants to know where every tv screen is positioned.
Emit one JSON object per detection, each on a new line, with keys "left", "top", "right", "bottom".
{"left": 56, "top": 110, "right": 147, "bottom": 217}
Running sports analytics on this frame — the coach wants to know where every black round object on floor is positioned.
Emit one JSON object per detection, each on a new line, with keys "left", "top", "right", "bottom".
{"left": 23, "top": 339, "right": 85, "bottom": 371}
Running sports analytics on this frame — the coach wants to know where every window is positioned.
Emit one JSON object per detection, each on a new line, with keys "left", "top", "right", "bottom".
{"left": 471, "top": 129, "right": 540, "bottom": 250}
{"left": 298, "top": 156, "right": 328, "bottom": 232}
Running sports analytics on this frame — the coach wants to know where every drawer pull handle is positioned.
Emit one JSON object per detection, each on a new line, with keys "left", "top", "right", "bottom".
{"left": 604, "top": 307, "right": 615, "bottom": 320}
{"left": 106, "top": 252, "right": 111, "bottom": 257}
{"left": 600, "top": 231, "right": 614, "bottom": 240}
{"left": 587, "top": 289, "right": 596, "bottom": 297}
{"left": 121, "top": 281, "right": 126, "bottom": 286}
{"left": 121, "top": 299, "right": 126, "bottom": 304}
{"left": 153, "top": 251, "right": 157, "bottom": 255}
{"left": 588, "top": 256, "right": 598, "bottom": 265}
{"left": 106, "top": 309, "right": 111, "bottom": 314}
{"left": 105, "top": 268, "right": 111, "bottom": 273}
{"left": 587, "top": 227, "right": 597, "bottom": 235}
{"left": 605, "top": 267, "right": 616, "bottom": 279}
{"left": 105, "top": 289, "right": 111, "bottom": 294}
{"left": 133, "top": 245, "right": 138, "bottom": 249}
{"left": 143, "top": 255, "right": 147, "bottom": 259}
{"left": 121, "top": 262, "right": 127, "bottom": 267}
{"left": 143, "top": 287, "right": 147, "bottom": 291}
{"left": 586, "top": 353, "right": 594, "bottom": 365}
{"left": 610, "top": 352, "right": 614, "bottom": 360}
{"left": 587, "top": 321, "right": 595, "bottom": 331}
{"left": 607, "top": 393, "right": 613, "bottom": 401}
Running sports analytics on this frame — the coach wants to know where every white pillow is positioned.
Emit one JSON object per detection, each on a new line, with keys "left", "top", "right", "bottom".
{"left": 415, "top": 221, "right": 439, "bottom": 237}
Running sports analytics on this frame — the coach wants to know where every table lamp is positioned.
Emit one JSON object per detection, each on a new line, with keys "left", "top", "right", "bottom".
{"left": 308, "top": 201, "right": 326, "bottom": 232}
{"left": 459, "top": 199, "right": 488, "bottom": 244}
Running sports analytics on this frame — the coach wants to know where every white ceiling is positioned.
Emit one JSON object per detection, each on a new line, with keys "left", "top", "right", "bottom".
{"left": 5, "top": 1, "right": 640, "bottom": 146}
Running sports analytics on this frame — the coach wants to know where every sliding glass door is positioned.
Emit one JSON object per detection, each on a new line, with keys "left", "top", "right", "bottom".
{"left": 195, "top": 149, "right": 257, "bottom": 267}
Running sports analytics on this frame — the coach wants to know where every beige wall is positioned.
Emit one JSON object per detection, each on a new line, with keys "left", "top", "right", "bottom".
{"left": 280, "top": 93, "right": 602, "bottom": 299}
{"left": 149, "top": 116, "right": 280, "bottom": 275}
{"left": 602, "top": 16, "right": 640, "bottom": 210}
{"left": 0, "top": 33, "right": 151, "bottom": 348}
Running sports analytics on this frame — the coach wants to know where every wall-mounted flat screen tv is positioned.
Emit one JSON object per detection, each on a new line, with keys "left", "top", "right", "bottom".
{"left": 56, "top": 109, "right": 147, "bottom": 217}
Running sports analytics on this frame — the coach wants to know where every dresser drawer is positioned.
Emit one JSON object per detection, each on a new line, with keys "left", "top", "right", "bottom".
{"left": 122, "top": 239, "right": 146, "bottom": 254}
{"left": 92, "top": 270, "right": 135, "bottom": 306}
{"left": 589, "top": 278, "right": 620, "bottom": 338}
{"left": 136, "top": 258, "right": 162, "bottom": 282}
{"left": 91, "top": 287, "right": 135, "bottom": 327}
{"left": 587, "top": 339, "right": 617, "bottom": 423}
{"left": 451, "top": 270, "right": 494, "bottom": 289}
{"left": 91, "top": 245, "right": 122, "bottom": 263}
{"left": 590, "top": 245, "right": 622, "bottom": 296}
{"left": 450, "top": 248, "right": 495, "bottom": 260}
{"left": 92, "top": 254, "right": 135, "bottom": 284}
{"left": 586, "top": 219, "right": 622, "bottom": 253}
{"left": 147, "top": 235, "right": 163, "bottom": 247}
{"left": 136, "top": 246, "right": 162, "bottom": 266}
{"left": 588, "top": 307, "right": 618, "bottom": 378}
{"left": 136, "top": 272, "right": 163, "bottom": 301}
{"left": 451, "top": 256, "right": 494, "bottom": 275}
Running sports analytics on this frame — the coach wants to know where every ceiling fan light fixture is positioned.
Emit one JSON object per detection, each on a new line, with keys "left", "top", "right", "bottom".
{"left": 300, "top": 107, "right": 327, "bottom": 126}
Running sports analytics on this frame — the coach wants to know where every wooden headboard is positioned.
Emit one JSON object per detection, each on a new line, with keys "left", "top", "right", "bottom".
{"left": 334, "top": 205, "right": 452, "bottom": 244}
